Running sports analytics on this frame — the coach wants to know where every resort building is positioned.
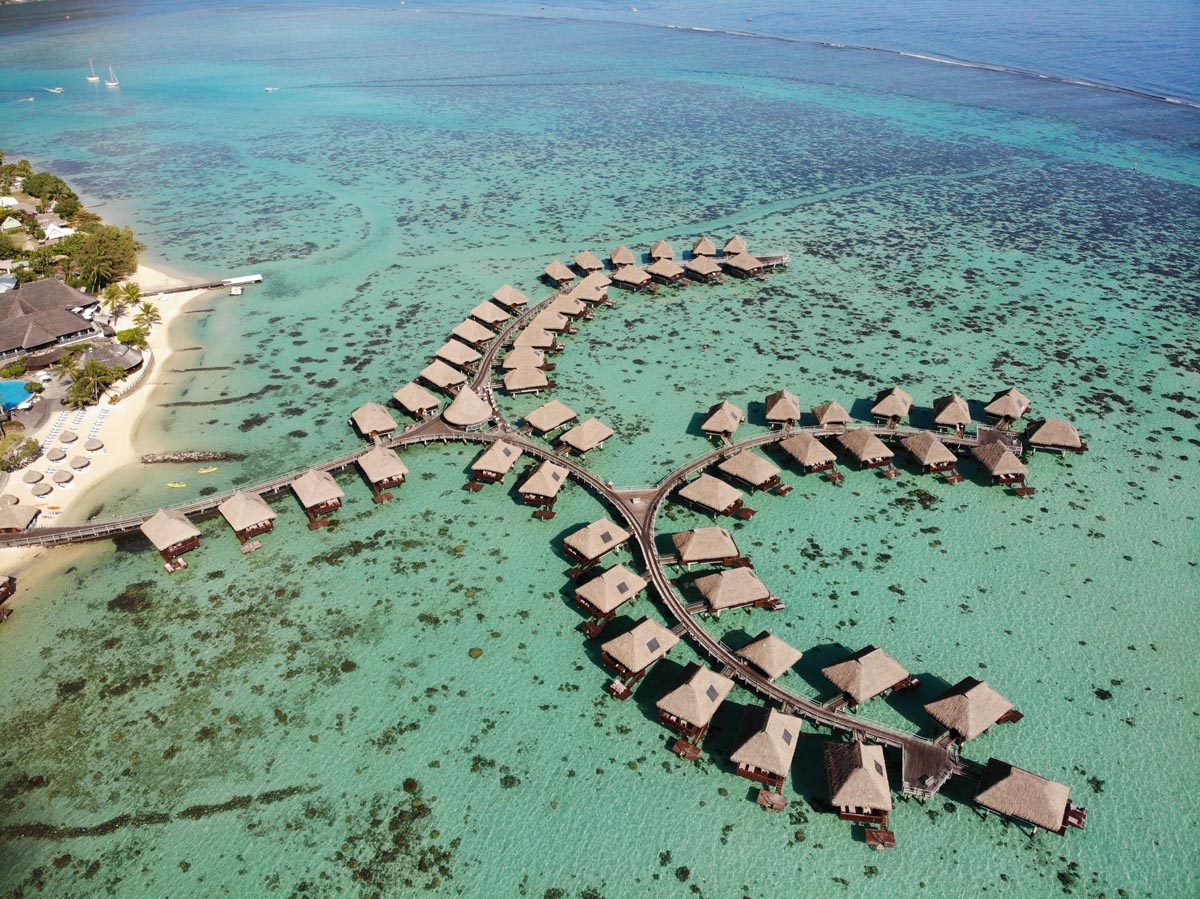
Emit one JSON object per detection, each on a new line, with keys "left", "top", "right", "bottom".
{"left": 546, "top": 294, "right": 589, "bottom": 320}
{"left": 693, "top": 566, "right": 777, "bottom": 614}
{"left": 500, "top": 346, "right": 546, "bottom": 370}
{"left": 824, "top": 740, "right": 893, "bottom": 840}
{"left": 701, "top": 399, "right": 745, "bottom": 440}
{"left": 683, "top": 255, "right": 722, "bottom": 283}
{"left": 291, "top": 469, "right": 344, "bottom": 527}
{"left": 470, "top": 300, "right": 511, "bottom": 327}
{"left": 579, "top": 270, "right": 613, "bottom": 293}
{"left": 217, "top": 491, "right": 276, "bottom": 546}
{"left": 821, "top": 645, "right": 915, "bottom": 708}
{"left": 0, "top": 503, "right": 38, "bottom": 533}
{"left": 513, "top": 327, "right": 560, "bottom": 352}
{"left": 558, "top": 417, "right": 613, "bottom": 454}
{"left": 723, "top": 235, "right": 748, "bottom": 256}
{"left": 735, "top": 631, "right": 803, "bottom": 681}
{"left": 1025, "top": 418, "right": 1087, "bottom": 452}
{"left": 503, "top": 366, "right": 552, "bottom": 394}
{"left": 356, "top": 445, "right": 408, "bottom": 501}
{"left": 716, "top": 450, "right": 789, "bottom": 494}
{"left": 836, "top": 429, "right": 895, "bottom": 470}
{"left": 974, "top": 759, "right": 1085, "bottom": 835}
{"left": 764, "top": 388, "right": 802, "bottom": 427}
{"left": 691, "top": 236, "right": 717, "bottom": 257}
{"left": 350, "top": 401, "right": 398, "bottom": 440}
{"left": 721, "top": 252, "right": 764, "bottom": 278}
{"left": 870, "top": 386, "right": 914, "bottom": 426}
{"left": 671, "top": 526, "right": 742, "bottom": 568}
{"left": 812, "top": 400, "right": 852, "bottom": 428}
{"left": 609, "top": 245, "right": 636, "bottom": 268}
{"left": 393, "top": 382, "right": 440, "bottom": 419}
{"left": 525, "top": 399, "right": 577, "bottom": 434}
{"left": 0, "top": 279, "right": 99, "bottom": 360}
{"left": 611, "top": 265, "right": 653, "bottom": 291}
{"left": 518, "top": 460, "right": 569, "bottom": 515}
{"left": 575, "top": 563, "right": 647, "bottom": 636}
{"left": 419, "top": 359, "right": 468, "bottom": 394}
{"left": 600, "top": 616, "right": 679, "bottom": 699}
{"left": 491, "top": 284, "right": 528, "bottom": 311}
{"left": 563, "top": 517, "right": 631, "bottom": 568}
{"left": 649, "top": 239, "right": 674, "bottom": 260}
{"left": 731, "top": 706, "right": 802, "bottom": 806}
{"left": 932, "top": 393, "right": 971, "bottom": 433}
{"left": 529, "top": 310, "right": 572, "bottom": 333}
{"left": 140, "top": 509, "right": 200, "bottom": 570}
{"left": 442, "top": 386, "right": 492, "bottom": 431}
{"left": 779, "top": 432, "right": 838, "bottom": 474}
{"left": 436, "top": 339, "right": 482, "bottom": 370}
{"left": 574, "top": 250, "right": 604, "bottom": 274}
{"left": 543, "top": 260, "right": 576, "bottom": 287}
{"left": 984, "top": 387, "right": 1031, "bottom": 426}
{"left": 972, "top": 443, "right": 1029, "bottom": 486}
{"left": 657, "top": 665, "right": 734, "bottom": 758}
{"left": 677, "top": 473, "right": 753, "bottom": 519}
{"left": 451, "top": 318, "right": 496, "bottom": 348}
{"left": 646, "top": 258, "right": 686, "bottom": 285}
{"left": 469, "top": 441, "right": 523, "bottom": 486}
{"left": 924, "top": 677, "right": 1022, "bottom": 742}
{"left": 901, "top": 431, "right": 958, "bottom": 474}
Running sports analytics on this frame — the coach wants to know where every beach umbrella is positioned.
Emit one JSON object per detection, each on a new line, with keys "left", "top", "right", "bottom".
{"left": 22, "top": 470, "right": 43, "bottom": 484}
{"left": 70, "top": 455, "right": 90, "bottom": 470}
{"left": 53, "top": 470, "right": 73, "bottom": 484}
{"left": 32, "top": 483, "right": 52, "bottom": 497}
{"left": 59, "top": 431, "right": 78, "bottom": 444}
{"left": 46, "top": 448, "right": 66, "bottom": 462}
{"left": 0, "top": 494, "right": 18, "bottom": 506}
{"left": 85, "top": 438, "right": 104, "bottom": 452}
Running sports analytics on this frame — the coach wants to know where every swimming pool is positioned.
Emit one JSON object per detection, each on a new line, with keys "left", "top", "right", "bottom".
{"left": 0, "top": 380, "right": 31, "bottom": 411}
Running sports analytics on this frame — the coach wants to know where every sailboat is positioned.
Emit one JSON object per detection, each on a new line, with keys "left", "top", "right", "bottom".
{"left": 86, "top": 59, "right": 100, "bottom": 83}
{"left": 104, "top": 66, "right": 119, "bottom": 88}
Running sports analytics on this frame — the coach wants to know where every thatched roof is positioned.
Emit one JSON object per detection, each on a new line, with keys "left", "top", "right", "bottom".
{"left": 656, "top": 666, "right": 733, "bottom": 728}
{"left": 580, "top": 271, "right": 612, "bottom": 290}
{"left": 901, "top": 431, "right": 956, "bottom": 467}
{"left": 602, "top": 617, "right": 679, "bottom": 673}
{"left": 0, "top": 504, "right": 37, "bottom": 531}
{"left": 646, "top": 258, "right": 684, "bottom": 279}
{"left": 723, "top": 234, "right": 748, "bottom": 255}
{"left": 513, "top": 327, "right": 556, "bottom": 349}
{"left": 671, "top": 527, "right": 739, "bottom": 563}
{"left": 292, "top": 469, "right": 344, "bottom": 508}
{"left": 837, "top": 428, "right": 894, "bottom": 463}
{"left": 701, "top": 400, "right": 745, "bottom": 436}
{"left": 649, "top": 239, "right": 674, "bottom": 259}
{"left": 503, "top": 366, "right": 550, "bottom": 392}
{"left": 563, "top": 517, "right": 631, "bottom": 561}
{"left": 610, "top": 245, "right": 636, "bottom": 267}
{"left": 612, "top": 265, "right": 651, "bottom": 287}
{"left": 730, "top": 707, "right": 801, "bottom": 777}
{"left": 420, "top": 359, "right": 468, "bottom": 389}
{"left": 678, "top": 474, "right": 742, "bottom": 513}
{"left": 735, "top": 631, "right": 802, "bottom": 680}
{"left": 560, "top": 417, "right": 613, "bottom": 453}
{"left": 491, "top": 284, "right": 528, "bottom": 308}
{"left": 717, "top": 450, "right": 780, "bottom": 488}
{"left": 544, "top": 261, "right": 575, "bottom": 283}
{"left": 442, "top": 386, "right": 492, "bottom": 428}
{"left": 471, "top": 440, "right": 524, "bottom": 476}
{"left": 525, "top": 400, "right": 577, "bottom": 433}
{"left": 972, "top": 443, "right": 1027, "bottom": 477}
{"left": 821, "top": 646, "right": 909, "bottom": 704}
{"left": 694, "top": 567, "right": 771, "bottom": 611}
{"left": 351, "top": 402, "right": 398, "bottom": 436}
{"left": 436, "top": 340, "right": 481, "bottom": 367}
{"left": 692, "top": 236, "right": 717, "bottom": 257}
{"left": 933, "top": 393, "right": 971, "bottom": 427}
{"left": 870, "top": 386, "right": 914, "bottom": 420}
{"left": 567, "top": 282, "right": 606, "bottom": 304}
{"left": 393, "top": 382, "right": 439, "bottom": 414}
{"left": 547, "top": 294, "right": 587, "bottom": 317}
{"left": 723, "top": 252, "right": 763, "bottom": 273}
{"left": 501, "top": 346, "right": 545, "bottom": 370}
{"left": 529, "top": 310, "right": 570, "bottom": 333}
{"left": 1026, "top": 418, "right": 1083, "bottom": 450}
{"left": 574, "top": 250, "right": 604, "bottom": 271}
{"left": 925, "top": 677, "right": 1014, "bottom": 741}
{"left": 218, "top": 491, "right": 277, "bottom": 532}
{"left": 684, "top": 256, "right": 721, "bottom": 277}
{"left": 519, "top": 460, "right": 569, "bottom": 498}
{"left": 812, "top": 401, "right": 851, "bottom": 426}
{"left": 576, "top": 564, "right": 647, "bottom": 615}
{"left": 975, "top": 759, "right": 1070, "bottom": 832}
{"left": 985, "top": 387, "right": 1031, "bottom": 421}
{"left": 764, "top": 389, "right": 802, "bottom": 423}
{"left": 452, "top": 318, "right": 496, "bottom": 345}
{"left": 470, "top": 300, "right": 511, "bottom": 325}
{"left": 825, "top": 741, "right": 892, "bottom": 811}
{"left": 779, "top": 432, "right": 836, "bottom": 468}
{"left": 357, "top": 445, "right": 409, "bottom": 484}
{"left": 140, "top": 508, "right": 199, "bottom": 551}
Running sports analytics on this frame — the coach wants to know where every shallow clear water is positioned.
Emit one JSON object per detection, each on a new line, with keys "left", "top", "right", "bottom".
{"left": 0, "top": 4, "right": 1198, "bottom": 898}
{"left": 0, "top": 380, "right": 32, "bottom": 411}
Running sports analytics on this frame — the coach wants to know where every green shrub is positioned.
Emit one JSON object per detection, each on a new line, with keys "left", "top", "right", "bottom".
{"left": 0, "top": 435, "right": 40, "bottom": 472}
{"left": 0, "top": 361, "right": 27, "bottom": 379}
{"left": 23, "top": 380, "right": 44, "bottom": 394}
{"left": 116, "top": 326, "right": 149, "bottom": 349}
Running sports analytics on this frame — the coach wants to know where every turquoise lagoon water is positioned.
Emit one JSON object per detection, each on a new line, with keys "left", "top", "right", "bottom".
{"left": 1, "top": 4, "right": 1198, "bottom": 897}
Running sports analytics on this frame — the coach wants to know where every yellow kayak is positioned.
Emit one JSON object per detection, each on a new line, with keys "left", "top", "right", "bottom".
{"left": 198, "top": 466, "right": 219, "bottom": 474}
{"left": 167, "top": 482, "right": 187, "bottom": 488}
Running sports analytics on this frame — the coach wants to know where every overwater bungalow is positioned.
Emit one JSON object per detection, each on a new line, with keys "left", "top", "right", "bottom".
{"left": 525, "top": 399, "right": 577, "bottom": 434}
{"left": 217, "top": 491, "right": 276, "bottom": 548}
{"left": 671, "top": 526, "right": 743, "bottom": 568}
{"left": 779, "top": 432, "right": 838, "bottom": 476}
{"left": 601, "top": 616, "right": 679, "bottom": 700}
{"left": 824, "top": 740, "right": 894, "bottom": 844}
{"left": 735, "top": 631, "right": 803, "bottom": 681}
{"left": 503, "top": 366, "right": 553, "bottom": 395}
{"left": 692, "top": 236, "right": 717, "bottom": 258}
{"left": 657, "top": 665, "right": 734, "bottom": 758}
{"left": 932, "top": 393, "right": 971, "bottom": 434}
{"left": 836, "top": 429, "right": 895, "bottom": 471}
{"left": 435, "top": 340, "right": 482, "bottom": 371}
{"left": 1025, "top": 418, "right": 1087, "bottom": 453}
{"left": 575, "top": 563, "right": 647, "bottom": 636}
{"left": 451, "top": 318, "right": 497, "bottom": 348}
{"left": 356, "top": 445, "right": 408, "bottom": 502}
{"left": 501, "top": 346, "right": 547, "bottom": 371}
{"left": 870, "top": 386, "right": 914, "bottom": 427}
{"left": 693, "top": 567, "right": 779, "bottom": 615}
{"left": 924, "top": 677, "right": 1022, "bottom": 742}
{"left": 717, "top": 450, "right": 790, "bottom": 495}
{"left": 563, "top": 517, "right": 631, "bottom": 569}
{"left": 611, "top": 265, "right": 653, "bottom": 291}
{"left": 972, "top": 443, "right": 1030, "bottom": 492}
{"left": 468, "top": 441, "right": 523, "bottom": 488}
{"left": 140, "top": 509, "right": 200, "bottom": 571}
{"left": 723, "top": 234, "right": 748, "bottom": 256}
{"left": 722, "top": 252, "right": 765, "bottom": 278}
{"left": 812, "top": 400, "right": 852, "bottom": 429}
{"left": 649, "top": 239, "right": 674, "bottom": 260}
{"left": 543, "top": 260, "right": 576, "bottom": 288}
{"left": 442, "top": 386, "right": 493, "bottom": 431}
{"left": 470, "top": 300, "right": 511, "bottom": 327}
{"left": 573, "top": 250, "right": 604, "bottom": 274}
{"left": 513, "top": 327, "right": 563, "bottom": 353}
{"left": 901, "top": 431, "right": 959, "bottom": 477}
{"left": 491, "top": 284, "right": 528, "bottom": 311}
{"left": 292, "top": 469, "right": 344, "bottom": 528}
{"left": 701, "top": 399, "right": 745, "bottom": 441}
{"left": 518, "top": 460, "right": 570, "bottom": 518}
{"left": 764, "top": 389, "right": 802, "bottom": 427}
{"left": 683, "top": 255, "right": 722, "bottom": 283}
{"left": 393, "top": 382, "right": 440, "bottom": 419}
{"left": 677, "top": 474, "right": 754, "bottom": 520}
{"left": 558, "top": 417, "right": 614, "bottom": 455}
{"left": 731, "top": 706, "right": 802, "bottom": 808}
{"left": 350, "top": 402, "right": 398, "bottom": 440}
{"left": 568, "top": 281, "right": 609, "bottom": 306}
{"left": 579, "top": 270, "right": 613, "bottom": 292}
{"left": 821, "top": 645, "right": 916, "bottom": 708}
{"left": 0, "top": 504, "right": 37, "bottom": 533}
{"left": 984, "top": 387, "right": 1031, "bottom": 427}
{"left": 529, "top": 310, "right": 573, "bottom": 334}
{"left": 974, "top": 758, "right": 1086, "bottom": 835}
{"left": 610, "top": 245, "right": 636, "bottom": 268}
{"left": 419, "top": 359, "right": 468, "bottom": 394}
{"left": 547, "top": 294, "right": 589, "bottom": 320}
{"left": 646, "top": 258, "right": 686, "bottom": 285}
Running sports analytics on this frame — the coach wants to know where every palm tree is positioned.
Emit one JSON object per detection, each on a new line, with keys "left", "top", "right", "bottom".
{"left": 121, "top": 282, "right": 142, "bottom": 305}
{"left": 50, "top": 351, "right": 82, "bottom": 385}
{"left": 132, "top": 301, "right": 162, "bottom": 329}
{"left": 100, "top": 284, "right": 126, "bottom": 327}
{"left": 70, "top": 359, "right": 121, "bottom": 406}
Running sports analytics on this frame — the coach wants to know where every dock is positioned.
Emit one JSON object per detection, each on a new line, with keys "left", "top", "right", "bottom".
{"left": 140, "top": 274, "right": 263, "bottom": 297}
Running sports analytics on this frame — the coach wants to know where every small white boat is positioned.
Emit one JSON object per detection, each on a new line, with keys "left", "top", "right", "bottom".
{"left": 229, "top": 285, "right": 244, "bottom": 296}
{"left": 86, "top": 59, "right": 100, "bottom": 83}
{"left": 47, "top": 87, "right": 64, "bottom": 94}
{"left": 105, "top": 66, "right": 119, "bottom": 88}
{"left": 264, "top": 87, "right": 279, "bottom": 92}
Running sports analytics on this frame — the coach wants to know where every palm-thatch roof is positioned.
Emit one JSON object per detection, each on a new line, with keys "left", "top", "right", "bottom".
{"left": 292, "top": 469, "right": 344, "bottom": 509}
{"left": 924, "top": 677, "right": 1014, "bottom": 741}
{"left": 559, "top": 417, "right": 614, "bottom": 453}
{"left": 563, "top": 517, "right": 631, "bottom": 561}
{"left": 579, "top": 270, "right": 612, "bottom": 290}
{"left": 491, "top": 284, "right": 528, "bottom": 309}
{"left": 779, "top": 432, "right": 837, "bottom": 468}
{"left": 140, "top": 509, "right": 199, "bottom": 551}
{"left": 972, "top": 443, "right": 1027, "bottom": 477}
{"left": 1025, "top": 418, "right": 1083, "bottom": 450}
{"left": 436, "top": 340, "right": 482, "bottom": 368}
{"left": 735, "top": 631, "right": 803, "bottom": 680}
{"left": 821, "top": 646, "right": 909, "bottom": 704}
{"left": 544, "top": 261, "right": 575, "bottom": 283}
{"left": 351, "top": 401, "right": 398, "bottom": 436}
{"left": 692, "top": 236, "right": 717, "bottom": 257}
{"left": 610, "top": 245, "right": 636, "bottom": 267}
{"left": 701, "top": 400, "right": 745, "bottom": 436}
{"left": 602, "top": 617, "right": 679, "bottom": 673}
{"left": 218, "top": 491, "right": 276, "bottom": 532}
{"left": 442, "top": 386, "right": 492, "bottom": 428}
{"left": 0, "top": 504, "right": 37, "bottom": 531}
{"left": 933, "top": 393, "right": 971, "bottom": 427}
{"left": 723, "top": 252, "right": 763, "bottom": 274}
{"left": 525, "top": 400, "right": 577, "bottom": 433}
{"left": 470, "top": 300, "right": 511, "bottom": 325}
{"left": 825, "top": 741, "right": 892, "bottom": 811}
{"left": 420, "top": 359, "right": 468, "bottom": 390}
{"left": 974, "top": 759, "right": 1070, "bottom": 832}
{"left": 717, "top": 450, "right": 780, "bottom": 488}
{"left": 452, "top": 318, "right": 497, "bottom": 345}
{"left": 357, "top": 445, "right": 409, "bottom": 485}
{"left": 513, "top": 327, "right": 556, "bottom": 349}
{"left": 671, "top": 527, "right": 739, "bottom": 563}
{"left": 985, "top": 387, "right": 1031, "bottom": 421}
{"left": 812, "top": 401, "right": 851, "bottom": 426}
{"left": 567, "top": 282, "right": 606, "bottom": 304}
{"left": 646, "top": 258, "right": 685, "bottom": 280}
{"left": 501, "top": 346, "right": 545, "bottom": 370}
{"left": 503, "top": 366, "right": 550, "bottom": 392}
{"left": 574, "top": 250, "right": 604, "bottom": 272}
{"left": 870, "top": 386, "right": 914, "bottom": 420}
{"left": 764, "top": 388, "right": 802, "bottom": 424}
{"left": 901, "top": 431, "right": 956, "bottom": 467}
{"left": 649, "top": 239, "right": 674, "bottom": 260}
{"left": 731, "top": 707, "right": 801, "bottom": 777}
{"left": 612, "top": 265, "right": 652, "bottom": 288}
{"left": 837, "top": 429, "right": 894, "bottom": 464}
{"left": 471, "top": 441, "right": 524, "bottom": 476}
{"left": 678, "top": 474, "right": 742, "bottom": 513}
{"left": 393, "top": 382, "right": 439, "bottom": 415}
{"left": 529, "top": 310, "right": 570, "bottom": 333}
{"left": 693, "top": 566, "right": 771, "bottom": 611}
{"left": 547, "top": 294, "right": 587, "bottom": 317}
{"left": 723, "top": 234, "right": 748, "bottom": 255}
{"left": 576, "top": 564, "right": 647, "bottom": 615}
{"left": 684, "top": 256, "right": 721, "bottom": 277}
{"left": 656, "top": 666, "right": 733, "bottom": 728}
{"left": 519, "top": 460, "right": 569, "bottom": 499}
